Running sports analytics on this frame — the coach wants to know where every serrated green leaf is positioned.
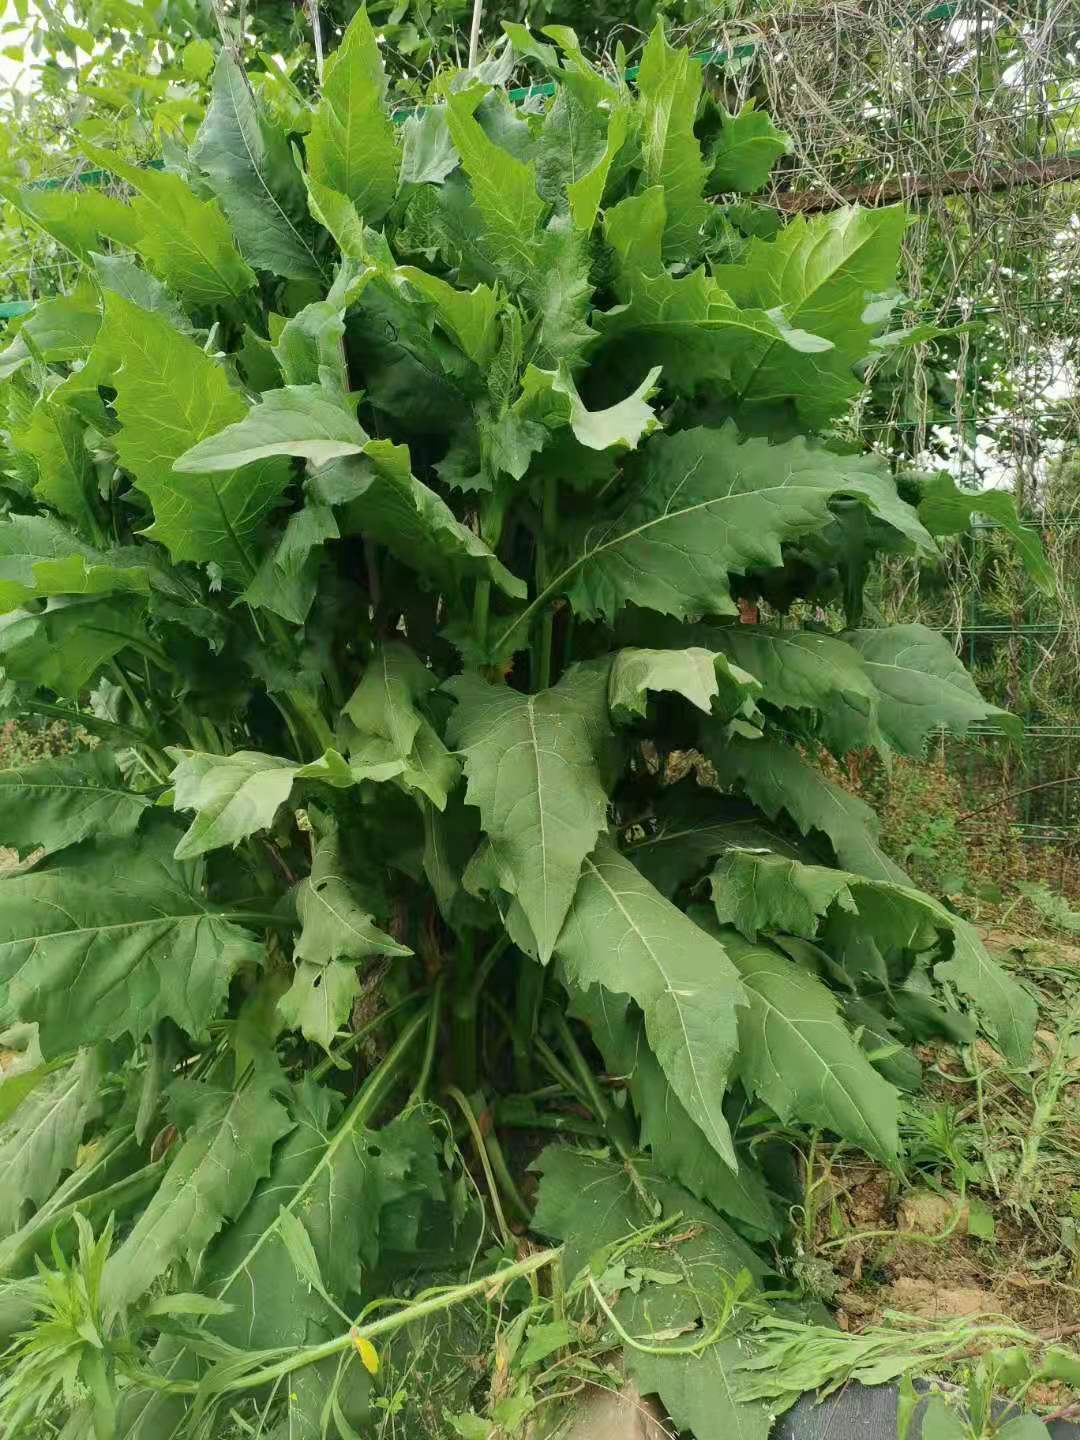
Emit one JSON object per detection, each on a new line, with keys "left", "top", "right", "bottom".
{"left": 343, "top": 641, "right": 460, "bottom": 808}
{"left": 566, "top": 103, "right": 630, "bottom": 232}
{"left": 182, "top": 36, "right": 216, "bottom": 81}
{"left": 95, "top": 293, "right": 290, "bottom": 581}
{"left": 516, "top": 361, "right": 662, "bottom": 453}
{"left": 596, "top": 187, "right": 830, "bottom": 394}
{"left": 609, "top": 646, "right": 724, "bottom": 718}
{"left": 714, "top": 205, "right": 907, "bottom": 424}
{"left": 846, "top": 623, "right": 1019, "bottom": 754}
{"left": 274, "top": 301, "right": 347, "bottom": 390}
{"left": 10, "top": 394, "right": 100, "bottom": 537}
{"left": 192, "top": 53, "right": 323, "bottom": 282}
{"left": 706, "top": 732, "right": 911, "bottom": 886}
{"left": 243, "top": 501, "right": 339, "bottom": 624}
{"left": 0, "top": 513, "right": 150, "bottom": 611}
{"left": 698, "top": 917, "right": 900, "bottom": 1161}
{"left": 307, "top": 5, "right": 399, "bottom": 223}
{"left": 104, "top": 1072, "right": 294, "bottom": 1312}
{"left": 1, "top": 184, "right": 138, "bottom": 264}
{"left": 540, "top": 425, "right": 930, "bottom": 636}
{"left": 395, "top": 267, "right": 501, "bottom": 370}
{"left": 399, "top": 106, "right": 458, "bottom": 187}
{"left": 0, "top": 289, "right": 101, "bottom": 384}
{"left": 445, "top": 85, "right": 547, "bottom": 283}
{"left": 81, "top": 142, "right": 256, "bottom": 307}
{"left": 631, "top": 1339, "right": 772, "bottom": 1440}
{"left": 556, "top": 838, "right": 745, "bottom": 1167}
{"left": 446, "top": 664, "right": 610, "bottom": 960}
{"left": 915, "top": 472, "right": 1055, "bottom": 594}
{"left": 636, "top": 20, "right": 710, "bottom": 259}
{"left": 304, "top": 172, "right": 368, "bottom": 259}
{"left": 711, "top": 846, "right": 1036, "bottom": 1065}
{"left": 90, "top": 252, "right": 193, "bottom": 332}
{"left": 0, "top": 593, "right": 149, "bottom": 697}
{"left": 167, "top": 749, "right": 300, "bottom": 859}
{"left": 0, "top": 826, "right": 265, "bottom": 1056}
{"left": 707, "top": 101, "right": 790, "bottom": 194}
{"left": 0, "top": 748, "right": 150, "bottom": 859}
{"left": 0, "top": 1048, "right": 101, "bottom": 1236}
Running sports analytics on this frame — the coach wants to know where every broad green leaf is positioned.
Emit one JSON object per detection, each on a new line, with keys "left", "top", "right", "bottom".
{"left": 570, "top": 983, "right": 778, "bottom": 1237}
{"left": 636, "top": 21, "right": 710, "bottom": 258}
{"left": 516, "top": 362, "right": 662, "bottom": 453}
{"left": 0, "top": 594, "right": 149, "bottom": 698}
{"left": 0, "top": 748, "right": 150, "bottom": 859}
{"left": 705, "top": 624, "right": 882, "bottom": 755}
{"left": 0, "top": 289, "right": 102, "bottom": 382}
{"left": 304, "top": 173, "right": 368, "bottom": 259}
{"left": 1, "top": 183, "right": 138, "bottom": 263}
{"left": 705, "top": 733, "right": 911, "bottom": 886}
{"left": 0, "top": 513, "right": 150, "bottom": 612}
{"left": 555, "top": 838, "right": 745, "bottom": 1167}
{"left": 173, "top": 383, "right": 368, "bottom": 472}
{"left": 566, "top": 103, "right": 630, "bottom": 232}
{"left": 182, "top": 36, "right": 216, "bottom": 81}
{"left": 703, "top": 920, "right": 900, "bottom": 1161}
{"left": 243, "top": 501, "right": 339, "bottom": 624}
{"left": 104, "top": 1072, "right": 294, "bottom": 1312}
{"left": 444, "top": 85, "right": 547, "bottom": 283}
{"left": 846, "top": 623, "right": 1019, "bottom": 754}
{"left": 307, "top": 6, "right": 399, "bottom": 223}
{"left": 395, "top": 267, "right": 501, "bottom": 370}
{"left": 198, "top": 1080, "right": 440, "bottom": 1358}
{"left": 711, "top": 846, "right": 1036, "bottom": 1065}
{"left": 345, "top": 642, "right": 460, "bottom": 809}
{"left": 167, "top": 749, "right": 301, "bottom": 859}
{"left": 0, "top": 1048, "right": 101, "bottom": 1236}
{"left": 609, "top": 646, "right": 733, "bottom": 719}
{"left": 281, "top": 828, "right": 410, "bottom": 1049}
{"left": 538, "top": 425, "right": 930, "bottom": 637}
{"left": 337, "top": 439, "right": 526, "bottom": 598}
{"left": 625, "top": 783, "right": 809, "bottom": 898}
{"left": 399, "top": 106, "right": 458, "bottom": 187}
{"left": 192, "top": 53, "right": 323, "bottom": 282}
{"left": 596, "top": 187, "right": 831, "bottom": 394}
{"left": 274, "top": 302, "right": 348, "bottom": 390}
{"left": 96, "top": 293, "right": 290, "bottom": 581}
{"left": 915, "top": 472, "right": 1055, "bottom": 594}
{"left": 90, "top": 252, "right": 194, "bottom": 333}
{"left": 0, "top": 826, "right": 265, "bottom": 1056}
{"left": 81, "top": 143, "right": 256, "bottom": 306}
{"left": 11, "top": 394, "right": 100, "bottom": 537}
{"left": 446, "top": 665, "right": 610, "bottom": 961}
{"left": 714, "top": 205, "right": 907, "bottom": 424}
{"left": 707, "top": 101, "right": 790, "bottom": 194}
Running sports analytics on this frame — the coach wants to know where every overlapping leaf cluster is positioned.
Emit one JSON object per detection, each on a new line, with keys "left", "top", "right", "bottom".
{"left": 0, "top": 14, "right": 1041, "bottom": 1438}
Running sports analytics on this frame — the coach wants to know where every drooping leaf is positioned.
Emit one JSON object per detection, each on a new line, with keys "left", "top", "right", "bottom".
{"left": 446, "top": 664, "right": 611, "bottom": 961}
{"left": 710, "top": 847, "right": 1036, "bottom": 1065}
{"left": 707, "top": 101, "right": 790, "bottom": 194}
{"left": 104, "top": 1071, "right": 294, "bottom": 1312}
{"left": 280, "top": 828, "right": 410, "bottom": 1049}
{"left": 10, "top": 395, "right": 101, "bottom": 538}
{"left": 0, "top": 1048, "right": 101, "bottom": 1237}
{"left": 307, "top": 5, "right": 400, "bottom": 223}
{"left": 555, "top": 838, "right": 745, "bottom": 1167}
{"left": 0, "top": 594, "right": 150, "bottom": 698}
{"left": 608, "top": 646, "right": 758, "bottom": 722}
{"left": 345, "top": 642, "right": 460, "bottom": 809}
{"left": 0, "top": 748, "right": 150, "bottom": 859}
{"left": 81, "top": 143, "right": 256, "bottom": 307}
{"left": 527, "top": 425, "right": 931, "bottom": 644}
{"left": 243, "top": 501, "right": 339, "bottom": 624}
{"left": 713, "top": 205, "right": 907, "bottom": 425}
{"left": 697, "top": 916, "right": 900, "bottom": 1161}
{"left": 0, "top": 513, "right": 150, "bottom": 612}
{"left": 192, "top": 52, "right": 323, "bottom": 282}
{"left": 173, "top": 383, "right": 369, "bottom": 471}
{"left": 94, "top": 293, "right": 290, "bottom": 581}
{"left": 167, "top": 749, "right": 301, "bottom": 860}
{"left": 0, "top": 826, "right": 265, "bottom": 1056}
{"left": 915, "top": 471, "right": 1055, "bottom": 594}
{"left": 846, "top": 623, "right": 1019, "bottom": 754}
{"left": 706, "top": 733, "right": 911, "bottom": 886}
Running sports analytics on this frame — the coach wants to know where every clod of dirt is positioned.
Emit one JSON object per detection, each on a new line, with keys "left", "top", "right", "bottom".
{"left": 897, "top": 1189, "right": 967, "bottom": 1234}
{"left": 885, "top": 1276, "right": 996, "bottom": 1319}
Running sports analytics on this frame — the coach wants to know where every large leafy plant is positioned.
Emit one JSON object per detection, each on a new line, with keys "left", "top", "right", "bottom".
{"left": 0, "top": 15, "right": 1040, "bottom": 1439}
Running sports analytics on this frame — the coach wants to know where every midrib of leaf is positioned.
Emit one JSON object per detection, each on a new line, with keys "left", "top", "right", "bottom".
{"left": 141, "top": 187, "right": 245, "bottom": 300}
{"left": 583, "top": 854, "right": 727, "bottom": 1152}
{"left": 742, "top": 967, "right": 882, "bottom": 1137}
{"left": 221, "top": 59, "right": 322, "bottom": 275}
{"left": 525, "top": 697, "right": 551, "bottom": 928}
{"left": 304, "top": 872, "right": 374, "bottom": 947}
{"left": 497, "top": 465, "right": 833, "bottom": 651}
{"left": 734, "top": 221, "right": 887, "bottom": 402}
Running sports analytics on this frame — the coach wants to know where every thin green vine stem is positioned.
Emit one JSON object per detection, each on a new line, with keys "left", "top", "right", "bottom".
{"left": 588, "top": 1274, "right": 732, "bottom": 1357}
{"left": 444, "top": 1084, "right": 513, "bottom": 1249}
{"left": 408, "top": 975, "right": 444, "bottom": 1104}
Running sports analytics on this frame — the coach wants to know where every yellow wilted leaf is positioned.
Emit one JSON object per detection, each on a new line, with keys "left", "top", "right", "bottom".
{"left": 350, "top": 1329, "right": 379, "bottom": 1375}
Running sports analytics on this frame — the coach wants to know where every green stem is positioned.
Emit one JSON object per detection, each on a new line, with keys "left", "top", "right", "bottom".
{"left": 309, "top": 991, "right": 426, "bottom": 1081}
{"left": 451, "top": 933, "right": 478, "bottom": 1092}
{"left": 197, "top": 1249, "right": 560, "bottom": 1398}
{"left": 408, "top": 976, "right": 444, "bottom": 1105}
{"left": 513, "top": 962, "right": 544, "bottom": 1091}
{"left": 549, "top": 1009, "right": 636, "bottom": 1161}
{"left": 533, "top": 476, "right": 558, "bottom": 691}
{"left": 223, "top": 910, "right": 300, "bottom": 931}
{"left": 482, "top": 1126, "right": 532, "bottom": 1226}
{"left": 444, "top": 1086, "right": 513, "bottom": 1249}
{"left": 468, "top": 933, "right": 510, "bottom": 1006}
{"left": 473, "top": 577, "right": 491, "bottom": 649}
